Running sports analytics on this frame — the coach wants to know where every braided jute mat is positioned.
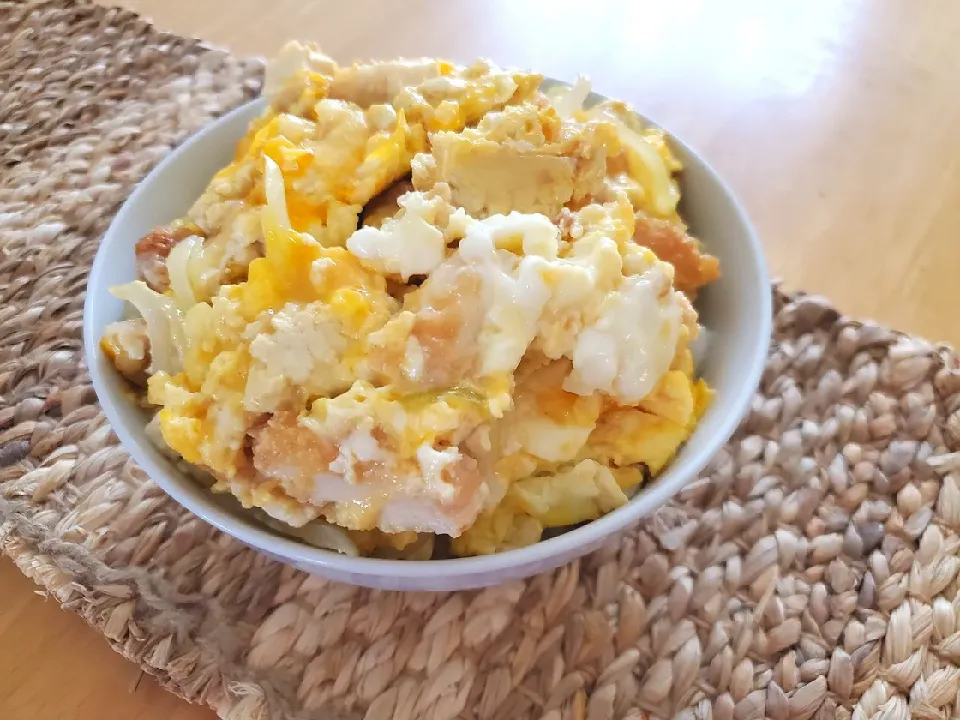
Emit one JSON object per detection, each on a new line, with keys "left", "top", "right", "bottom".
{"left": 5, "top": 3, "right": 960, "bottom": 720}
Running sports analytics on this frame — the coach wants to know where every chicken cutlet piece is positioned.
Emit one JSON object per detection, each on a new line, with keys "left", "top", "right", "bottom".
{"left": 633, "top": 212, "right": 719, "bottom": 295}
{"left": 250, "top": 410, "right": 488, "bottom": 535}
{"left": 361, "top": 178, "right": 414, "bottom": 229}
{"left": 367, "top": 262, "right": 487, "bottom": 392}
{"left": 360, "top": 202, "right": 563, "bottom": 397}
{"left": 349, "top": 187, "right": 490, "bottom": 389}
{"left": 407, "top": 264, "right": 488, "bottom": 386}
{"left": 412, "top": 101, "right": 618, "bottom": 219}
{"left": 100, "top": 318, "right": 150, "bottom": 385}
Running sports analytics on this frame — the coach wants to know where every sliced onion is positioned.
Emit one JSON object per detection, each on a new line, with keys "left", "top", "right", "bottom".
{"left": 166, "top": 234, "right": 203, "bottom": 310}
{"left": 551, "top": 75, "right": 592, "bottom": 118}
{"left": 254, "top": 512, "right": 360, "bottom": 557}
{"left": 378, "top": 534, "right": 435, "bottom": 561}
{"left": 263, "top": 155, "right": 292, "bottom": 231}
{"left": 290, "top": 521, "right": 360, "bottom": 556}
{"left": 110, "top": 280, "right": 185, "bottom": 375}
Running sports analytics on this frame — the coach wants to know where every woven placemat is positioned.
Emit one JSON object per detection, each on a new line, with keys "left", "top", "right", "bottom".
{"left": 4, "top": 3, "right": 960, "bottom": 719}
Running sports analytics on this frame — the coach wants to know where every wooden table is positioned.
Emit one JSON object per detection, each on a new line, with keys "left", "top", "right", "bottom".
{"left": 4, "top": 0, "right": 960, "bottom": 717}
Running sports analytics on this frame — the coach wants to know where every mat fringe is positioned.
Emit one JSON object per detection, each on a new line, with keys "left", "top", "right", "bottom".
{"left": 4, "top": 2, "right": 960, "bottom": 719}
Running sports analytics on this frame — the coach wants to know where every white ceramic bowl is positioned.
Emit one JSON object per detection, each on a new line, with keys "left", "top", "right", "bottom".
{"left": 84, "top": 88, "right": 771, "bottom": 591}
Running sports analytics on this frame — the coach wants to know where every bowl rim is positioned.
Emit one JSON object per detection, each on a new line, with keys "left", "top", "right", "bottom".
{"left": 83, "top": 92, "right": 771, "bottom": 579}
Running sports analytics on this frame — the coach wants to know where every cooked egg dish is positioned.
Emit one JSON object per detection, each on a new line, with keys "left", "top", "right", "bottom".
{"left": 101, "top": 42, "right": 721, "bottom": 559}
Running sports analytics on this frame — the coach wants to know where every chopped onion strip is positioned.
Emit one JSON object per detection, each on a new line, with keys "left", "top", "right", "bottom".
{"left": 254, "top": 512, "right": 360, "bottom": 556}
{"left": 166, "top": 234, "right": 203, "bottom": 310}
{"left": 551, "top": 75, "right": 592, "bottom": 118}
{"left": 110, "top": 280, "right": 186, "bottom": 375}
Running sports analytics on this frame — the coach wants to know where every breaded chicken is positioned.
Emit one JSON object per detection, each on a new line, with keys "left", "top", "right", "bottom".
{"left": 100, "top": 318, "right": 151, "bottom": 384}
{"left": 368, "top": 263, "right": 487, "bottom": 392}
{"left": 633, "top": 212, "right": 720, "bottom": 295}
{"left": 251, "top": 409, "right": 487, "bottom": 535}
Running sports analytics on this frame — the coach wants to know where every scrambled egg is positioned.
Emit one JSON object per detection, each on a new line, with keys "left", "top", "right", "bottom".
{"left": 103, "top": 41, "right": 719, "bottom": 558}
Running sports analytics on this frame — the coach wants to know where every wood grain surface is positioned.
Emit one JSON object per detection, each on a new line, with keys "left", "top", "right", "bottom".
{"left": 3, "top": 1, "right": 959, "bottom": 717}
